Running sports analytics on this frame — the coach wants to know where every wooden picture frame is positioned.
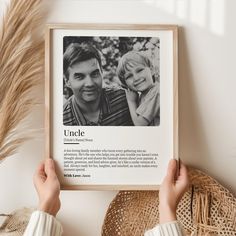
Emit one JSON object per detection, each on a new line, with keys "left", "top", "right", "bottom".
{"left": 45, "top": 24, "right": 178, "bottom": 190}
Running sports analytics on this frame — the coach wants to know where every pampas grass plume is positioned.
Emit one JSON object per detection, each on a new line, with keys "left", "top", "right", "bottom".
{"left": 0, "top": 0, "right": 48, "bottom": 161}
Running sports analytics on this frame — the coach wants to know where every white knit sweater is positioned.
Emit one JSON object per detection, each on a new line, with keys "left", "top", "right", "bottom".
{"left": 23, "top": 211, "right": 185, "bottom": 236}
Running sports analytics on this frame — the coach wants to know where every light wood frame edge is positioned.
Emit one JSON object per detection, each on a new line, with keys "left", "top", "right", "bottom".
{"left": 45, "top": 25, "right": 51, "bottom": 160}
{"left": 173, "top": 27, "right": 179, "bottom": 160}
{"left": 45, "top": 23, "right": 179, "bottom": 190}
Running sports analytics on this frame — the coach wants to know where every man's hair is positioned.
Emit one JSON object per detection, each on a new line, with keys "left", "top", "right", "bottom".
{"left": 63, "top": 43, "right": 102, "bottom": 80}
{"left": 117, "top": 51, "right": 153, "bottom": 86}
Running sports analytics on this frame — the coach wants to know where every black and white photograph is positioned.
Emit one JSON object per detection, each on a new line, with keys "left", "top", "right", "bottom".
{"left": 63, "top": 36, "right": 160, "bottom": 126}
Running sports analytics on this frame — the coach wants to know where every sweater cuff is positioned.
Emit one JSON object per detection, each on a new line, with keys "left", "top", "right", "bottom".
{"left": 144, "top": 221, "right": 184, "bottom": 236}
{"left": 23, "top": 211, "right": 63, "bottom": 236}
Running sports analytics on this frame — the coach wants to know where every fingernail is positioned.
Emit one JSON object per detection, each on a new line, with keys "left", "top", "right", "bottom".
{"left": 47, "top": 158, "right": 54, "bottom": 167}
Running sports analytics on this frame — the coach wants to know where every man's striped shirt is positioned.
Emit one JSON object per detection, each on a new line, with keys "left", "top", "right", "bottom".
{"left": 63, "top": 88, "right": 133, "bottom": 126}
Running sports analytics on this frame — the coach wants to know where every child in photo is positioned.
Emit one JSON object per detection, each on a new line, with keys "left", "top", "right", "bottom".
{"left": 117, "top": 51, "right": 160, "bottom": 126}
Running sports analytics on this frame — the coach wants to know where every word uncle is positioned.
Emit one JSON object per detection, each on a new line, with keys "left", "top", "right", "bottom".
{"left": 64, "top": 129, "right": 85, "bottom": 137}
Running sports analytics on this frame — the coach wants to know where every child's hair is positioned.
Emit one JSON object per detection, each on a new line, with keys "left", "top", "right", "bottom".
{"left": 117, "top": 51, "right": 153, "bottom": 86}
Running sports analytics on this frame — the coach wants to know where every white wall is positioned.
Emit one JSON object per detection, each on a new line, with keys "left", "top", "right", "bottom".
{"left": 0, "top": 0, "right": 236, "bottom": 235}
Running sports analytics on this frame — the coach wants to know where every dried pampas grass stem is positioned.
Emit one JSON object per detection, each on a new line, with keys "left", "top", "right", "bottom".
{"left": 0, "top": 0, "right": 47, "bottom": 161}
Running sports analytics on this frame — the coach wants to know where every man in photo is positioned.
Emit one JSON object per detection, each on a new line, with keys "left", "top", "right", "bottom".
{"left": 63, "top": 43, "right": 133, "bottom": 126}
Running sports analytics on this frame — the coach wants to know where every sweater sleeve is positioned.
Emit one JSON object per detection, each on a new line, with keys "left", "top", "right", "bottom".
{"left": 23, "top": 211, "right": 63, "bottom": 236}
{"left": 144, "top": 221, "right": 185, "bottom": 236}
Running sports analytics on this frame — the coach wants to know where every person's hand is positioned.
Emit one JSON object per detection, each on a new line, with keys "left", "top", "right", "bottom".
{"left": 34, "top": 158, "right": 61, "bottom": 216}
{"left": 125, "top": 89, "right": 138, "bottom": 103}
{"left": 159, "top": 159, "right": 189, "bottom": 223}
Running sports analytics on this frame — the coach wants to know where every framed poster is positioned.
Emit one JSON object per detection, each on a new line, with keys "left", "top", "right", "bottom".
{"left": 45, "top": 24, "right": 178, "bottom": 190}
